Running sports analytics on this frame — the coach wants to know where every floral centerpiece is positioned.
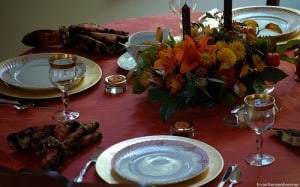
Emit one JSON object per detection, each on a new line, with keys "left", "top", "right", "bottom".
{"left": 132, "top": 13, "right": 296, "bottom": 121}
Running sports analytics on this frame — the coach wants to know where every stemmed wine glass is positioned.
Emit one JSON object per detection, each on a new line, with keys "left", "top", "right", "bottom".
{"left": 169, "top": 0, "right": 197, "bottom": 30}
{"left": 243, "top": 94, "right": 276, "bottom": 166}
{"left": 49, "top": 53, "right": 80, "bottom": 122}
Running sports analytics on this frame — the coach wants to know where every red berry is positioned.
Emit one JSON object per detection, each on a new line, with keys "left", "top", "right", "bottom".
{"left": 266, "top": 53, "right": 280, "bottom": 67}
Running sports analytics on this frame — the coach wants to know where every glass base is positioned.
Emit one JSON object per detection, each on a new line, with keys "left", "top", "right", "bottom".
{"left": 52, "top": 110, "right": 79, "bottom": 122}
{"left": 245, "top": 153, "right": 275, "bottom": 167}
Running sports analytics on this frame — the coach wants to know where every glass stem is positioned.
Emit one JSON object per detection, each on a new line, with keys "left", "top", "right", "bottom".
{"left": 61, "top": 91, "right": 69, "bottom": 113}
{"left": 256, "top": 133, "right": 263, "bottom": 158}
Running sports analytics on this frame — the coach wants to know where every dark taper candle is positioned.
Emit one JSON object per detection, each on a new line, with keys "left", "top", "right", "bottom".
{"left": 182, "top": 3, "right": 191, "bottom": 38}
{"left": 224, "top": 0, "right": 232, "bottom": 30}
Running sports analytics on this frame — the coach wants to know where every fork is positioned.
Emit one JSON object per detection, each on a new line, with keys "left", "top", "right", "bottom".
{"left": 74, "top": 147, "right": 102, "bottom": 183}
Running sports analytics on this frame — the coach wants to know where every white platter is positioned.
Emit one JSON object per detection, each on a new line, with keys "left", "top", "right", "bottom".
{"left": 117, "top": 52, "right": 137, "bottom": 71}
{"left": 111, "top": 139, "right": 209, "bottom": 185}
{"left": 96, "top": 135, "right": 224, "bottom": 186}
{"left": 199, "top": 6, "right": 300, "bottom": 41}
{"left": 233, "top": 6, "right": 300, "bottom": 39}
{"left": 0, "top": 53, "right": 86, "bottom": 90}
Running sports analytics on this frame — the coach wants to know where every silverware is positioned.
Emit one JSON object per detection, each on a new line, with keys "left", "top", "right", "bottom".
{"left": 74, "top": 146, "right": 102, "bottom": 183}
{"left": 217, "top": 164, "right": 237, "bottom": 187}
{"left": 0, "top": 98, "right": 54, "bottom": 110}
{"left": 229, "top": 167, "right": 242, "bottom": 187}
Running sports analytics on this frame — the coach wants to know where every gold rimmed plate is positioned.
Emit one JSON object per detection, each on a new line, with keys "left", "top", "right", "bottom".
{"left": 96, "top": 135, "right": 224, "bottom": 186}
{"left": 0, "top": 53, "right": 102, "bottom": 99}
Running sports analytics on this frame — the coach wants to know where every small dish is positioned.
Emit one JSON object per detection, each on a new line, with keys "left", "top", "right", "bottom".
{"left": 117, "top": 52, "right": 137, "bottom": 71}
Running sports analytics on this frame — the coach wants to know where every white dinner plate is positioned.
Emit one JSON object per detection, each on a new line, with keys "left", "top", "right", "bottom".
{"left": 111, "top": 139, "right": 209, "bottom": 185}
{"left": 96, "top": 135, "right": 224, "bottom": 186}
{"left": 117, "top": 52, "right": 137, "bottom": 71}
{"left": 0, "top": 53, "right": 102, "bottom": 99}
{"left": 199, "top": 6, "right": 300, "bottom": 41}
{"left": 0, "top": 53, "right": 86, "bottom": 90}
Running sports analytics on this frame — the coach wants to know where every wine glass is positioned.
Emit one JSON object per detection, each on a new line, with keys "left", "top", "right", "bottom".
{"left": 169, "top": 0, "right": 197, "bottom": 30}
{"left": 49, "top": 53, "right": 80, "bottom": 122}
{"left": 243, "top": 94, "right": 276, "bottom": 166}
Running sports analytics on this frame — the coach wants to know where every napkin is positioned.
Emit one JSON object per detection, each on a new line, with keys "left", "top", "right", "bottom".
{"left": 7, "top": 120, "right": 102, "bottom": 171}
{"left": 270, "top": 128, "right": 300, "bottom": 147}
{"left": 22, "top": 23, "right": 129, "bottom": 55}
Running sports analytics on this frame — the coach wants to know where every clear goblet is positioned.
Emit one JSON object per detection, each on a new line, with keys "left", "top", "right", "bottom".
{"left": 169, "top": 0, "right": 197, "bottom": 30}
{"left": 243, "top": 94, "right": 276, "bottom": 166}
{"left": 49, "top": 53, "right": 80, "bottom": 122}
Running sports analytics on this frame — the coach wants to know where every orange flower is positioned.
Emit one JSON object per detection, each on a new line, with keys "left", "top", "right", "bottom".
{"left": 154, "top": 47, "right": 183, "bottom": 74}
{"left": 180, "top": 35, "right": 202, "bottom": 73}
{"left": 180, "top": 35, "right": 218, "bottom": 73}
{"left": 252, "top": 54, "right": 266, "bottom": 71}
{"left": 165, "top": 74, "right": 185, "bottom": 94}
{"left": 239, "top": 63, "right": 249, "bottom": 78}
{"left": 197, "top": 36, "right": 218, "bottom": 66}
{"left": 234, "top": 81, "right": 247, "bottom": 97}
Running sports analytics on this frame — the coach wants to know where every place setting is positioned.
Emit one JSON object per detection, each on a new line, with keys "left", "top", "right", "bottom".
{"left": 0, "top": 52, "right": 102, "bottom": 99}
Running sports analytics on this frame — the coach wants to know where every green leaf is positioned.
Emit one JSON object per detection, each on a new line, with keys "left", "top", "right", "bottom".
{"left": 260, "top": 67, "right": 288, "bottom": 82}
{"left": 280, "top": 54, "right": 298, "bottom": 64}
{"left": 177, "top": 80, "right": 196, "bottom": 97}
{"left": 277, "top": 39, "right": 300, "bottom": 53}
{"left": 252, "top": 78, "right": 265, "bottom": 93}
{"left": 132, "top": 79, "right": 147, "bottom": 94}
{"left": 148, "top": 87, "right": 168, "bottom": 102}
{"left": 160, "top": 97, "right": 178, "bottom": 121}
{"left": 225, "top": 92, "right": 236, "bottom": 106}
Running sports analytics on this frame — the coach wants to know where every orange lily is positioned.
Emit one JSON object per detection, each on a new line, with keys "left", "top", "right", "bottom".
{"left": 154, "top": 47, "right": 184, "bottom": 74}
{"left": 180, "top": 35, "right": 202, "bottom": 73}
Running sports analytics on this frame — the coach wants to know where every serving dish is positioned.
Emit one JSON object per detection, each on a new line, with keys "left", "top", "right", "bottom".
{"left": 198, "top": 6, "right": 300, "bottom": 42}
{"left": 96, "top": 135, "right": 224, "bottom": 186}
{"left": 0, "top": 53, "right": 102, "bottom": 99}
{"left": 0, "top": 53, "right": 86, "bottom": 90}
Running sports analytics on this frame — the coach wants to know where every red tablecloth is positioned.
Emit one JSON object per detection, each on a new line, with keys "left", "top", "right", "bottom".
{"left": 0, "top": 13, "right": 300, "bottom": 186}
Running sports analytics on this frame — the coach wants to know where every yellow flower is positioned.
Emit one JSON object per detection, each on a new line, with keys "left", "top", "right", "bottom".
{"left": 228, "top": 41, "right": 246, "bottom": 61}
{"left": 166, "top": 74, "right": 185, "bottom": 94}
{"left": 252, "top": 54, "right": 266, "bottom": 71}
{"left": 217, "top": 48, "right": 237, "bottom": 70}
{"left": 138, "top": 70, "right": 161, "bottom": 88}
{"left": 216, "top": 41, "right": 228, "bottom": 49}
